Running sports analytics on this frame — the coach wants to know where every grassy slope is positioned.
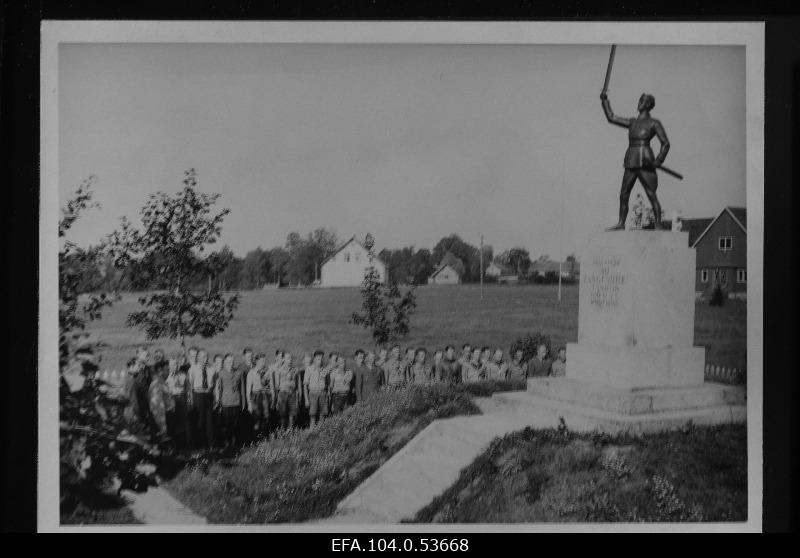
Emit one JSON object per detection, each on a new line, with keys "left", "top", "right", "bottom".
{"left": 413, "top": 423, "right": 747, "bottom": 523}
{"left": 164, "top": 382, "right": 523, "bottom": 524}
{"left": 86, "top": 285, "right": 746, "bottom": 372}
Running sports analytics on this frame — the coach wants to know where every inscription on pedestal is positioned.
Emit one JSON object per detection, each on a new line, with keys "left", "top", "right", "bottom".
{"left": 587, "top": 257, "right": 625, "bottom": 308}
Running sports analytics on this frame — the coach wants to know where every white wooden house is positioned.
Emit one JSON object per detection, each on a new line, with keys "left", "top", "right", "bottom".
{"left": 319, "top": 236, "right": 386, "bottom": 287}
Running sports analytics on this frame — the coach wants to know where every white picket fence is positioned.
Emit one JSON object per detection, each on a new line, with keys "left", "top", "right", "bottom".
{"left": 704, "top": 364, "right": 746, "bottom": 384}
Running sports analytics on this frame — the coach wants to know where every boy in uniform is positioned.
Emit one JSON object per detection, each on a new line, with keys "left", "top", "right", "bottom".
{"left": 528, "top": 343, "right": 553, "bottom": 377}
{"left": 246, "top": 353, "right": 271, "bottom": 437}
{"left": 304, "top": 351, "right": 329, "bottom": 428}
{"left": 215, "top": 353, "right": 242, "bottom": 448}
{"left": 507, "top": 349, "right": 529, "bottom": 382}
{"left": 383, "top": 345, "right": 405, "bottom": 388}
{"left": 188, "top": 349, "right": 215, "bottom": 449}
{"left": 463, "top": 347, "right": 485, "bottom": 383}
{"left": 274, "top": 352, "right": 301, "bottom": 429}
{"left": 328, "top": 356, "right": 354, "bottom": 414}
{"left": 551, "top": 347, "right": 567, "bottom": 377}
{"left": 410, "top": 348, "right": 432, "bottom": 385}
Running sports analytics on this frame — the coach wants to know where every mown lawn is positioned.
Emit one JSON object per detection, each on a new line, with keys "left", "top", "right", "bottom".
{"left": 86, "top": 284, "right": 746, "bottom": 373}
{"left": 164, "top": 381, "right": 524, "bottom": 524}
{"left": 412, "top": 422, "right": 747, "bottom": 523}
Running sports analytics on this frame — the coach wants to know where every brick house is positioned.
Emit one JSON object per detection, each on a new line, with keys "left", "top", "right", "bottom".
{"left": 679, "top": 207, "right": 747, "bottom": 299}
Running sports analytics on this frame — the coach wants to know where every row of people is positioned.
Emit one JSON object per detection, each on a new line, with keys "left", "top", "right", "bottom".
{"left": 123, "top": 341, "right": 568, "bottom": 450}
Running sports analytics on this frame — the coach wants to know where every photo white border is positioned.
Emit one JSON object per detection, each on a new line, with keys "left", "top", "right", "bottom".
{"left": 40, "top": 20, "right": 764, "bottom": 533}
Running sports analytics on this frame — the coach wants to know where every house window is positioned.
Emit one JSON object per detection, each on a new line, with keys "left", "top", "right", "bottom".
{"left": 344, "top": 252, "right": 350, "bottom": 263}
{"left": 737, "top": 269, "right": 747, "bottom": 283}
{"left": 355, "top": 252, "right": 361, "bottom": 262}
{"left": 714, "top": 269, "right": 728, "bottom": 284}
{"left": 718, "top": 236, "right": 733, "bottom": 251}
{"left": 700, "top": 269, "right": 709, "bottom": 283}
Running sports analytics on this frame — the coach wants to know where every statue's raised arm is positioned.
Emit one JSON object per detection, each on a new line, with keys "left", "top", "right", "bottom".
{"left": 600, "top": 91, "right": 631, "bottom": 128}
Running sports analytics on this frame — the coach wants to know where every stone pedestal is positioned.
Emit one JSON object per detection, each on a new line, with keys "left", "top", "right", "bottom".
{"left": 566, "top": 231, "right": 705, "bottom": 389}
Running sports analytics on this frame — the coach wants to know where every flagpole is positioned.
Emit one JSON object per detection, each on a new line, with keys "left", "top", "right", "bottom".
{"left": 558, "top": 156, "right": 565, "bottom": 303}
{"left": 480, "top": 234, "right": 484, "bottom": 301}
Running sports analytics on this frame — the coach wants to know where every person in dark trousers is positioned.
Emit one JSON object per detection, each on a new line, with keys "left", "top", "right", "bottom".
{"left": 215, "top": 353, "right": 243, "bottom": 448}
{"left": 237, "top": 347, "right": 255, "bottom": 444}
{"left": 187, "top": 349, "right": 215, "bottom": 450}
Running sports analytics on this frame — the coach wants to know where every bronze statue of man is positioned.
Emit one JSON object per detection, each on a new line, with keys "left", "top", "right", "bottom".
{"left": 600, "top": 91, "right": 670, "bottom": 230}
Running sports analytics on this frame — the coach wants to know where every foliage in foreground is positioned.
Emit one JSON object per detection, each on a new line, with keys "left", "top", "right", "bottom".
{"left": 166, "top": 381, "right": 522, "bottom": 523}
{"left": 60, "top": 179, "right": 164, "bottom": 520}
{"left": 413, "top": 421, "right": 747, "bottom": 523}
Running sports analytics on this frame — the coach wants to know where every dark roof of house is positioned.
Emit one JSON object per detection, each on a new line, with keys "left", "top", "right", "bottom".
{"left": 727, "top": 206, "right": 747, "bottom": 230}
{"left": 690, "top": 207, "right": 747, "bottom": 248}
{"left": 680, "top": 218, "right": 714, "bottom": 246}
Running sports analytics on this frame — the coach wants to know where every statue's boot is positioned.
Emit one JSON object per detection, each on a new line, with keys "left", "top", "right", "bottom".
{"left": 605, "top": 222, "right": 626, "bottom": 231}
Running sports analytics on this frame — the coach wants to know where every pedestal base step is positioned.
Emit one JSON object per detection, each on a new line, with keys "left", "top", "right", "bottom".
{"left": 491, "top": 378, "right": 746, "bottom": 436}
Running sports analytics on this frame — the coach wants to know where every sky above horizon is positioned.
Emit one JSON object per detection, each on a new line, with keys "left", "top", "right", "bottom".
{"left": 59, "top": 43, "right": 745, "bottom": 259}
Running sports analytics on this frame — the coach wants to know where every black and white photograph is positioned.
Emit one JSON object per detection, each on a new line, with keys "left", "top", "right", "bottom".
{"left": 38, "top": 21, "right": 764, "bottom": 532}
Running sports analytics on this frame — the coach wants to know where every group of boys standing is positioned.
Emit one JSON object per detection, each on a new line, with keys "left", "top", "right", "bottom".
{"left": 122, "top": 340, "right": 567, "bottom": 451}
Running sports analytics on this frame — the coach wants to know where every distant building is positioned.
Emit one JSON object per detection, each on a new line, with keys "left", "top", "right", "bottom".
{"left": 680, "top": 206, "right": 746, "bottom": 299}
{"left": 486, "top": 262, "right": 519, "bottom": 284}
{"left": 319, "top": 236, "right": 386, "bottom": 288}
{"left": 428, "top": 264, "right": 461, "bottom": 285}
{"left": 530, "top": 259, "right": 576, "bottom": 279}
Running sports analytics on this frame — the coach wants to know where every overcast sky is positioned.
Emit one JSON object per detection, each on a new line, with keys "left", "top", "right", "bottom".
{"left": 59, "top": 43, "right": 745, "bottom": 259}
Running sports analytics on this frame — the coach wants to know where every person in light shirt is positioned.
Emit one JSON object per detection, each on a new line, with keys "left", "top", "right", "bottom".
{"left": 274, "top": 352, "right": 301, "bottom": 429}
{"left": 304, "top": 351, "right": 329, "bottom": 428}
{"left": 328, "top": 355, "right": 354, "bottom": 414}
{"left": 550, "top": 347, "right": 567, "bottom": 377}
{"left": 410, "top": 348, "right": 433, "bottom": 385}
{"left": 462, "top": 347, "right": 485, "bottom": 383}
{"left": 383, "top": 345, "right": 405, "bottom": 388}
{"left": 246, "top": 353, "right": 270, "bottom": 437}
{"left": 483, "top": 348, "right": 509, "bottom": 381}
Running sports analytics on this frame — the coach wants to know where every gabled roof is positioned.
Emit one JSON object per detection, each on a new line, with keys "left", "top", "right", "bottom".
{"left": 321, "top": 236, "right": 382, "bottom": 266}
{"left": 430, "top": 262, "right": 461, "bottom": 279}
{"left": 680, "top": 218, "right": 714, "bottom": 246}
{"left": 727, "top": 207, "right": 747, "bottom": 230}
{"left": 690, "top": 207, "right": 747, "bottom": 248}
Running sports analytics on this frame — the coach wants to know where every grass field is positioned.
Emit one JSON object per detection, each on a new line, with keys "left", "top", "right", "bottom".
{"left": 85, "top": 284, "right": 746, "bottom": 373}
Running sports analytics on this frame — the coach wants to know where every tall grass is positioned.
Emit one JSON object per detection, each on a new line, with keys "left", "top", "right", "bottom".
{"left": 413, "top": 422, "right": 747, "bottom": 523}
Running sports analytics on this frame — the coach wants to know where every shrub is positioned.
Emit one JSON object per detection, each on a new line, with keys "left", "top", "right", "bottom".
{"left": 509, "top": 333, "right": 553, "bottom": 361}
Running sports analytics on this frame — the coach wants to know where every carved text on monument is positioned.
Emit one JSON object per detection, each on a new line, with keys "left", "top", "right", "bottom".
{"left": 587, "top": 257, "right": 625, "bottom": 308}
